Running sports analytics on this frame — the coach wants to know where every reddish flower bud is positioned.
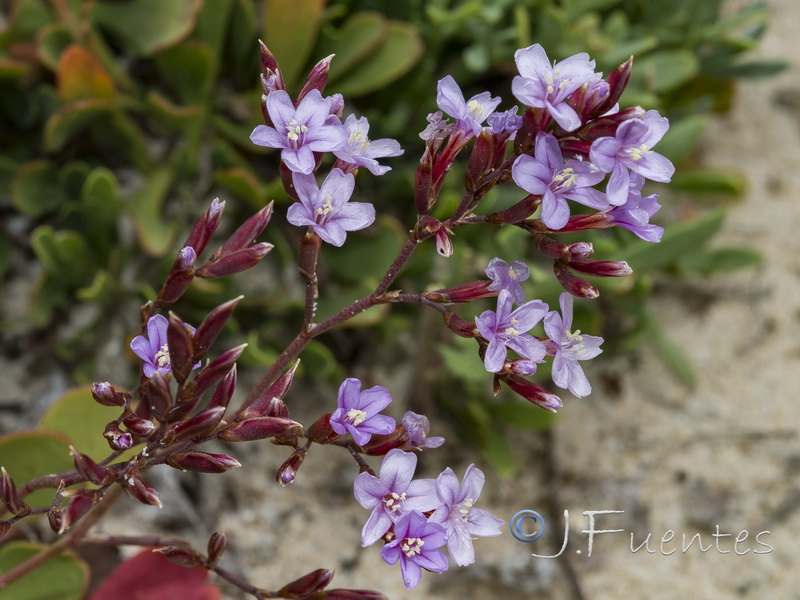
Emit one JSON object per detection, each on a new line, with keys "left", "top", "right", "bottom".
{"left": 197, "top": 243, "right": 274, "bottom": 278}
{"left": 486, "top": 194, "right": 541, "bottom": 225}
{"left": 422, "top": 280, "right": 495, "bottom": 304}
{"left": 207, "top": 531, "right": 227, "bottom": 566}
{"left": 297, "top": 54, "right": 334, "bottom": 103}
{"left": 142, "top": 371, "right": 173, "bottom": 421}
{"left": 258, "top": 39, "right": 283, "bottom": 84}
{"left": 434, "top": 226, "right": 454, "bottom": 258}
{"left": 71, "top": 446, "right": 116, "bottom": 486}
{"left": 553, "top": 262, "right": 599, "bottom": 299}
{"left": 514, "top": 107, "right": 548, "bottom": 155}
{"left": 361, "top": 425, "right": 405, "bottom": 456}
{"left": 167, "top": 406, "right": 226, "bottom": 443}
{"left": 305, "top": 413, "right": 341, "bottom": 445}
{"left": 215, "top": 203, "right": 274, "bottom": 258}
{"left": 122, "top": 414, "right": 157, "bottom": 438}
{"left": 125, "top": 472, "right": 162, "bottom": 508}
{"left": 568, "top": 258, "right": 632, "bottom": 277}
{"left": 157, "top": 247, "right": 197, "bottom": 306}
{"left": 167, "top": 313, "right": 195, "bottom": 383}
{"left": 594, "top": 57, "right": 632, "bottom": 118}
{"left": 91, "top": 382, "right": 127, "bottom": 407}
{"left": 193, "top": 296, "right": 244, "bottom": 361}
{"left": 219, "top": 417, "right": 301, "bottom": 443}
{"left": 276, "top": 450, "right": 306, "bottom": 487}
{"left": 240, "top": 360, "right": 299, "bottom": 420}
{"left": 103, "top": 424, "right": 134, "bottom": 451}
{"left": 59, "top": 490, "right": 100, "bottom": 533}
{"left": 504, "top": 375, "right": 563, "bottom": 412}
{"left": 442, "top": 311, "right": 478, "bottom": 338}
{"left": 316, "top": 590, "right": 389, "bottom": 600}
{"left": 168, "top": 451, "right": 241, "bottom": 474}
{"left": 279, "top": 568, "right": 334, "bottom": 598}
{"left": 184, "top": 344, "right": 248, "bottom": 399}
{"left": 465, "top": 129, "right": 496, "bottom": 193}
{"left": 154, "top": 546, "right": 202, "bottom": 567}
{"left": 207, "top": 365, "right": 237, "bottom": 412}
{"left": 1, "top": 467, "right": 29, "bottom": 517}
{"left": 580, "top": 106, "right": 646, "bottom": 141}
{"left": 183, "top": 198, "right": 225, "bottom": 257}
{"left": 414, "top": 146, "right": 435, "bottom": 215}
{"left": 48, "top": 506, "right": 63, "bottom": 534}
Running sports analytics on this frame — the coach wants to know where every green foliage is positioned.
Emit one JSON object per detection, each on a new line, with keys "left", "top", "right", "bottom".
{"left": 0, "top": 431, "right": 73, "bottom": 508}
{"left": 0, "top": 542, "right": 88, "bottom": 600}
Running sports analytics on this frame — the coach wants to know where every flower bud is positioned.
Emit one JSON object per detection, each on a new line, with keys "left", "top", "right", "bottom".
{"left": 208, "top": 365, "right": 237, "bottom": 412}
{"left": 276, "top": 450, "right": 306, "bottom": 487}
{"left": 465, "top": 129, "right": 495, "bottom": 193}
{"left": 241, "top": 360, "right": 299, "bottom": 420}
{"left": 594, "top": 57, "right": 632, "bottom": 118}
{"left": 47, "top": 506, "right": 63, "bottom": 534}
{"left": 0, "top": 520, "right": 10, "bottom": 541}
{"left": 305, "top": 413, "right": 341, "bottom": 444}
{"left": 197, "top": 243, "right": 274, "bottom": 278}
{"left": 168, "top": 451, "right": 241, "bottom": 474}
{"left": 167, "top": 313, "right": 195, "bottom": 383}
{"left": 553, "top": 262, "right": 599, "bottom": 299}
{"left": 125, "top": 472, "right": 162, "bottom": 508}
{"left": 157, "top": 246, "right": 196, "bottom": 306}
{"left": 568, "top": 258, "right": 632, "bottom": 277}
{"left": 278, "top": 568, "right": 334, "bottom": 598}
{"left": 183, "top": 198, "right": 225, "bottom": 257}
{"left": 422, "top": 279, "right": 495, "bottom": 304}
{"left": 1, "top": 467, "right": 29, "bottom": 517}
{"left": 91, "top": 382, "right": 127, "bottom": 408}
{"left": 508, "top": 359, "right": 539, "bottom": 376}
{"left": 297, "top": 54, "right": 334, "bottom": 103}
{"left": 414, "top": 146, "right": 434, "bottom": 215}
{"left": 442, "top": 311, "right": 478, "bottom": 338}
{"left": 154, "top": 546, "right": 202, "bottom": 567}
{"left": 122, "top": 414, "right": 157, "bottom": 438}
{"left": 59, "top": 490, "right": 100, "bottom": 533}
{"left": 71, "top": 446, "right": 116, "bottom": 486}
{"left": 166, "top": 406, "right": 226, "bottom": 443}
{"left": 434, "top": 226, "right": 454, "bottom": 258}
{"left": 207, "top": 531, "right": 227, "bottom": 566}
{"left": 183, "top": 344, "right": 248, "bottom": 399}
{"left": 504, "top": 375, "right": 563, "bottom": 412}
{"left": 142, "top": 371, "right": 173, "bottom": 421}
{"left": 581, "top": 105, "right": 646, "bottom": 141}
{"left": 193, "top": 296, "right": 244, "bottom": 362}
{"left": 486, "top": 194, "right": 541, "bottom": 225}
{"left": 219, "top": 416, "right": 301, "bottom": 443}
{"left": 103, "top": 424, "right": 134, "bottom": 451}
{"left": 317, "top": 590, "right": 389, "bottom": 600}
{"left": 214, "top": 203, "right": 274, "bottom": 259}
{"left": 514, "top": 107, "right": 547, "bottom": 155}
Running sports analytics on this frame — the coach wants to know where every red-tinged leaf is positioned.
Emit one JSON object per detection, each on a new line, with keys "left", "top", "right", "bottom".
{"left": 89, "top": 549, "right": 220, "bottom": 600}
{"left": 57, "top": 44, "right": 115, "bottom": 102}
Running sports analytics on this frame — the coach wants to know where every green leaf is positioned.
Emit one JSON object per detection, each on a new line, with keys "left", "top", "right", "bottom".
{"left": 30, "top": 226, "right": 93, "bottom": 286}
{"left": 670, "top": 169, "right": 746, "bottom": 195}
{"left": 36, "top": 22, "right": 74, "bottom": 71}
{"left": 438, "top": 338, "right": 484, "bottom": 384}
{"left": 262, "top": 0, "right": 326, "bottom": 90}
{"left": 625, "top": 209, "right": 725, "bottom": 272}
{"left": 322, "top": 12, "right": 387, "bottom": 84}
{"left": 10, "top": 161, "right": 69, "bottom": 218}
{"left": 709, "top": 59, "right": 788, "bottom": 79}
{"left": 38, "top": 385, "right": 121, "bottom": 462}
{"left": 125, "top": 167, "right": 176, "bottom": 257}
{"left": 154, "top": 41, "right": 215, "bottom": 104}
{"left": 330, "top": 21, "right": 424, "bottom": 97}
{"left": 677, "top": 247, "right": 761, "bottom": 275}
{"left": 649, "top": 321, "right": 696, "bottom": 386}
{"left": 636, "top": 49, "right": 700, "bottom": 93}
{"left": 655, "top": 114, "right": 708, "bottom": 163}
{"left": 76, "top": 269, "right": 112, "bottom": 301}
{"left": 144, "top": 91, "right": 205, "bottom": 132}
{"left": 0, "top": 431, "right": 73, "bottom": 509}
{"left": 0, "top": 542, "right": 88, "bottom": 600}
{"left": 490, "top": 401, "right": 558, "bottom": 430}
{"left": 43, "top": 98, "right": 113, "bottom": 153}
{"left": 90, "top": 0, "right": 202, "bottom": 57}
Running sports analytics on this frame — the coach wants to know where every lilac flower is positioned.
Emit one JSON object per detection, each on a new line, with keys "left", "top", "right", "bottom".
{"left": 334, "top": 114, "right": 403, "bottom": 175}
{"left": 250, "top": 89, "right": 347, "bottom": 174}
{"left": 487, "top": 106, "right": 523, "bottom": 135}
{"left": 436, "top": 75, "right": 501, "bottom": 137}
{"left": 330, "top": 378, "right": 396, "bottom": 446}
{"left": 287, "top": 168, "right": 375, "bottom": 246}
{"left": 419, "top": 111, "right": 454, "bottom": 144}
{"left": 130, "top": 315, "right": 199, "bottom": 378}
{"left": 485, "top": 257, "right": 530, "bottom": 305}
{"left": 402, "top": 411, "right": 445, "bottom": 449}
{"left": 475, "top": 290, "right": 548, "bottom": 373}
{"left": 543, "top": 293, "right": 603, "bottom": 398}
{"left": 512, "top": 44, "right": 600, "bottom": 131}
{"left": 429, "top": 464, "right": 504, "bottom": 566}
{"left": 606, "top": 173, "right": 663, "bottom": 242}
{"left": 589, "top": 109, "right": 675, "bottom": 205}
{"left": 381, "top": 510, "right": 449, "bottom": 589}
{"left": 512, "top": 132, "right": 608, "bottom": 230}
{"left": 354, "top": 449, "right": 441, "bottom": 546}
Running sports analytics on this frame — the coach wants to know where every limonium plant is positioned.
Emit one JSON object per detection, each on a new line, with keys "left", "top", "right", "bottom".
{"left": 0, "top": 40, "right": 673, "bottom": 597}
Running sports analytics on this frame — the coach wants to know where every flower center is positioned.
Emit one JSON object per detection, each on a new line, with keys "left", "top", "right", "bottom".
{"left": 401, "top": 537, "right": 424, "bottom": 558}
{"left": 348, "top": 128, "right": 371, "bottom": 152}
{"left": 565, "top": 329, "right": 587, "bottom": 356}
{"left": 466, "top": 99, "right": 484, "bottom": 119}
{"left": 627, "top": 143, "right": 649, "bottom": 161}
{"left": 383, "top": 491, "right": 407, "bottom": 514}
{"left": 552, "top": 167, "right": 577, "bottom": 191}
{"left": 509, "top": 267, "right": 518, "bottom": 280}
{"left": 154, "top": 344, "right": 170, "bottom": 368}
{"left": 455, "top": 497, "right": 475, "bottom": 523}
{"left": 285, "top": 119, "right": 308, "bottom": 146}
{"left": 504, "top": 317, "right": 521, "bottom": 337}
{"left": 315, "top": 195, "right": 335, "bottom": 220}
{"left": 346, "top": 408, "right": 368, "bottom": 426}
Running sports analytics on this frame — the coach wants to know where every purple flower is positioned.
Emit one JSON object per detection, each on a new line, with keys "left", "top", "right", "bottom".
{"left": 487, "top": 106, "right": 523, "bottom": 135}
{"left": 250, "top": 89, "right": 347, "bottom": 174}
{"left": 475, "top": 290, "right": 548, "bottom": 373}
{"left": 512, "top": 132, "right": 608, "bottom": 230}
{"left": 330, "top": 378, "right": 396, "bottom": 446}
{"left": 543, "top": 293, "right": 603, "bottom": 398}
{"left": 334, "top": 114, "right": 403, "bottom": 175}
{"left": 606, "top": 173, "right": 663, "bottom": 242}
{"left": 419, "top": 111, "right": 454, "bottom": 144}
{"left": 130, "top": 315, "right": 199, "bottom": 378}
{"left": 402, "top": 411, "right": 445, "bottom": 449}
{"left": 287, "top": 168, "right": 375, "bottom": 246}
{"left": 589, "top": 109, "right": 675, "bottom": 205}
{"left": 485, "top": 257, "right": 530, "bottom": 305}
{"left": 354, "top": 449, "right": 441, "bottom": 546}
{"left": 436, "top": 75, "right": 502, "bottom": 137}
{"left": 512, "top": 44, "right": 601, "bottom": 131}
{"left": 429, "top": 465, "right": 504, "bottom": 566}
{"left": 380, "top": 511, "right": 449, "bottom": 589}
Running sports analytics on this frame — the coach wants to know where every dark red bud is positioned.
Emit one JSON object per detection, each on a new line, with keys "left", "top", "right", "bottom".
{"left": 442, "top": 311, "right": 478, "bottom": 338}
{"left": 1, "top": 467, "right": 29, "bottom": 517}
{"left": 47, "top": 507, "right": 63, "bottom": 533}
{"left": 276, "top": 449, "right": 306, "bottom": 487}
{"left": 504, "top": 375, "right": 563, "bottom": 412}
{"left": 553, "top": 262, "right": 599, "bottom": 299}
{"left": 215, "top": 203, "right": 274, "bottom": 258}
{"left": 219, "top": 417, "right": 301, "bottom": 442}
{"left": 486, "top": 194, "right": 541, "bottom": 225}
{"left": 208, "top": 365, "right": 237, "bottom": 412}
{"left": 59, "top": 490, "right": 100, "bottom": 533}
{"left": 193, "top": 296, "right": 244, "bottom": 361}
{"left": 434, "top": 227, "right": 454, "bottom": 258}
{"left": 514, "top": 107, "right": 547, "bottom": 155}
{"left": 185, "top": 344, "right": 248, "bottom": 399}
{"left": 258, "top": 40, "right": 280, "bottom": 77}
{"left": 91, "top": 382, "right": 127, "bottom": 407}
{"left": 122, "top": 414, "right": 157, "bottom": 438}
{"left": 154, "top": 546, "right": 202, "bottom": 567}
{"left": 297, "top": 54, "right": 334, "bottom": 103}
{"left": 305, "top": 413, "right": 341, "bottom": 444}
{"left": 143, "top": 371, "right": 173, "bottom": 421}
{"left": 422, "top": 280, "right": 495, "bottom": 304}
{"left": 534, "top": 233, "right": 571, "bottom": 259}
{"left": 279, "top": 568, "right": 334, "bottom": 597}
{"left": 197, "top": 243, "right": 273, "bottom": 278}
{"left": 125, "top": 472, "right": 162, "bottom": 508}
{"left": 316, "top": 590, "right": 389, "bottom": 600}
{"left": 465, "top": 129, "right": 495, "bottom": 193}
{"left": 184, "top": 198, "right": 225, "bottom": 257}
{"left": 167, "top": 313, "right": 195, "bottom": 383}
{"left": 594, "top": 57, "right": 632, "bottom": 117}
{"left": 362, "top": 425, "right": 405, "bottom": 456}
{"left": 167, "top": 406, "right": 226, "bottom": 442}
{"left": 167, "top": 451, "right": 241, "bottom": 473}
{"left": 70, "top": 446, "right": 116, "bottom": 486}
{"left": 414, "top": 146, "right": 435, "bottom": 215}
{"left": 568, "top": 258, "right": 632, "bottom": 277}
{"left": 157, "top": 247, "right": 197, "bottom": 305}
{"left": 207, "top": 531, "right": 227, "bottom": 566}
{"left": 103, "top": 424, "right": 134, "bottom": 451}
{"left": 240, "top": 360, "right": 299, "bottom": 420}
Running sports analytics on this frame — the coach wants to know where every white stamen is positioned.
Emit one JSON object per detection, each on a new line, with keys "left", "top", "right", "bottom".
{"left": 466, "top": 99, "right": 484, "bottom": 119}
{"left": 402, "top": 537, "right": 424, "bottom": 557}
{"left": 346, "top": 408, "right": 367, "bottom": 426}
{"left": 154, "top": 344, "right": 170, "bottom": 367}
{"left": 316, "top": 195, "right": 334, "bottom": 217}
